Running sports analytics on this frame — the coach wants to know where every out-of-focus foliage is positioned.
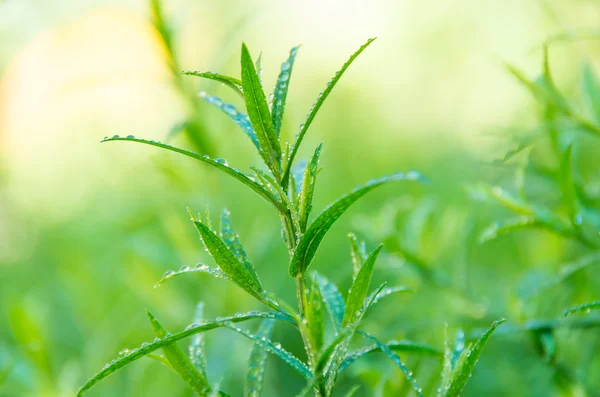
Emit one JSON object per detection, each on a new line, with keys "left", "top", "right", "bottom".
{"left": 1, "top": 0, "right": 600, "bottom": 396}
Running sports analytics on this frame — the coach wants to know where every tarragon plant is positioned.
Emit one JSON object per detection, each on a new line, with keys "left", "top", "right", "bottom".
{"left": 79, "top": 39, "right": 503, "bottom": 397}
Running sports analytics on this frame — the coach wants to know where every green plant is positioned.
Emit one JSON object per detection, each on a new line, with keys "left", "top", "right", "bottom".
{"left": 78, "top": 37, "right": 505, "bottom": 397}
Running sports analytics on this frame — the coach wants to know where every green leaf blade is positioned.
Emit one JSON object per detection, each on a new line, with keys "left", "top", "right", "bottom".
{"left": 442, "top": 318, "right": 506, "bottom": 397}
{"left": 298, "top": 144, "right": 322, "bottom": 232}
{"left": 146, "top": 311, "right": 210, "bottom": 395}
{"left": 220, "top": 209, "right": 260, "bottom": 282}
{"left": 342, "top": 245, "right": 383, "bottom": 328}
{"left": 313, "top": 272, "right": 345, "bottom": 331}
{"left": 101, "top": 136, "right": 284, "bottom": 212}
{"left": 245, "top": 319, "right": 275, "bottom": 397}
{"left": 289, "top": 171, "right": 423, "bottom": 277}
{"left": 562, "top": 301, "right": 600, "bottom": 318}
{"left": 78, "top": 312, "right": 283, "bottom": 397}
{"left": 359, "top": 332, "right": 423, "bottom": 397}
{"left": 193, "top": 220, "right": 264, "bottom": 300}
{"left": 241, "top": 43, "right": 281, "bottom": 174}
{"left": 284, "top": 38, "right": 376, "bottom": 186}
{"left": 272, "top": 46, "right": 300, "bottom": 137}
{"left": 182, "top": 71, "right": 244, "bottom": 97}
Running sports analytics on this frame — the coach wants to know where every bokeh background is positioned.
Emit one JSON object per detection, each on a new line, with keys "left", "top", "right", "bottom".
{"left": 1, "top": 0, "right": 600, "bottom": 396}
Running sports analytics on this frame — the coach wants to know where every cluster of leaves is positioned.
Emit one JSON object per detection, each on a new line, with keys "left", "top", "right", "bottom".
{"left": 78, "top": 25, "right": 507, "bottom": 397}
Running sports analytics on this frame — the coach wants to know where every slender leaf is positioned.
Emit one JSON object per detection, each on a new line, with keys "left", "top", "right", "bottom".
{"left": 199, "top": 92, "right": 260, "bottom": 150}
{"left": 313, "top": 272, "right": 345, "bottom": 331}
{"left": 223, "top": 323, "right": 312, "bottom": 379}
{"left": 245, "top": 319, "right": 275, "bottom": 397}
{"left": 306, "top": 274, "right": 325, "bottom": 353}
{"left": 78, "top": 312, "right": 283, "bottom": 396}
{"left": 190, "top": 303, "right": 208, "bottom": 375}
{"left": 562, "top": 301, "right": 600, "bottom": 318}
{"left": 478, "top": 216, "right": 538, "bottom": 243}
{"left": 272, "top": 46, "right": 300, "bottom": 137}
{"left": 359, "top": 332, "right": 423, "bottom": 397}
{"left": 155, "top": 263, "right": 230, "bottom": 287}
{"left": 559, "top": 145, "right": 580, "bottom": 224}
{"left": 339, "top": 340, "right": 443, "bottom": 374}
{"left": 583, "top": 62, "right": 600, "bottom": 122}
{"left": 101, "top": 136, "right": 285, "bottom": 212}
{"left": 343, "top": 386, "right": 361, "bottom": 397}
{"left": 298, "top": 144, "right": 322, "bottom": 232}
{"left": 146, "top": 311, "right": 210, "bottom": 395}
{"left": 450, "top": 330, "right": 466, "bottom": 368}
{"left": 441, "top": 319, "right": 506, "bottom": 397}
{"left": 220, "top": 209, "right": 260, "bottom": 282}
{"left": 241, "top": 44, "right": 281, "bottom": 174}
{"left": 193, "top": 220, "right": 264, "bottom": 300}
{"left": 284, "top": 38, "right": 377, "bottom": 187}
{"left": 342, "top": 245, "right": 383, "bottom": 327}
{"left": 348, "top": 233, "right": 367, "bottom": 279}
{"left": 183, "top": 71, "right": 244, "bottom": 97}
{"left": 289, "top": 171, "right": 423, "bottom": 277}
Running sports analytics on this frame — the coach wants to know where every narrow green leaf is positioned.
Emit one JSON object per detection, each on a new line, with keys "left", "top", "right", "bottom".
{"left": 442, "top": 318, "right": 506, "bottom": 397}
{"left": 298, "top": 144, "right": 322, "bottom": 232}
{"left": 438, "top": 325, "right": 453, "bottom": 397}
{"left": 306, "top": 274, "right": 325, "bottom": 353}
{"left": 582, "top": 62, "right": 600, "bottom": 122}
{"left": 348, "top": 233, "right": 367, "bottom": 279}
{"left": 284, "top": 38, "right": 376, "bottom": 187}
{"left": 359, "top": 332, "right": 423, "bottom": 397}
{"left": 339, "top": 339, "right": 442, "bottom": 374}
{"left": 193, "top": 220, "right": 264, "bottom": 300}
{"left": 313, "top": 272, "right": 345, "bottom": 331}
{"left": 450, "top": 330, "right": 466, "bottom": 368}
{"left": 245, "top": 319, "right": 275, "bottom": 397}
{"left": 199, "top": 92, "right": 260, "bottom": 150}
{"left": 102, "top": 136, "right": 285, "bottom": 212}
{"left": 272, "top": 46, "right": 300, "bottom": 137}
{"left": 562, "top": 301, "right": 600, "bottom": 318}
{"left": 241, "top": 43, "right": 281, "bottom": 174}
{"left": 149, "top": 0, "right": 174, "bottom": 59}
{"left": 78, "top": 312, "right": 286, "bottom": 396}
{"left": 342, "top": 245, "right": 383, "bottom": 327}
{"left": 342, "top": 385, "right": 361, "bottom": 397}
{"left": 155, "top": 263, "right": 230, "bottom": 287}
{"left": 189, "top": 302, "right": 208, "bottom": 375}
{"left": 289, "top": 171, "right": 423, "bottom": 277}
{"left": 223, "top": 323, "right": 312, "bottom": 379}
{"left": 182, "top": 71, "right": 244, "bottom": 97}
{"left": 146, "top": 311, "right": 210, "bottom": 395}
{"left": 220, "top": 209, "right": 260, "bottom": 283}
{"left": 559, "top": 145, "right": 580, "bottom": 225}
{"left": 478, "top": 216, "right": 538, "bottom": 243}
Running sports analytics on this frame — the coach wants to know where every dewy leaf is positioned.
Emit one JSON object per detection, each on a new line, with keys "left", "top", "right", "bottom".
{"left": 478, "top": 216, "right": 538, "bottom": 243}
{"left": 146, "top": 311, "right": 210, "bottom": 395}
{"left": 182, "top": 71, "right": 244, "bottom": 98}
{"left": 189, "top": 303, "right": 208, "bottom": 376}
{"left": 298, "top": 144, "right": 322, "bottom": 232}
{"left": 450, "top": 330, "right": 466, "bottom": 369}
{"left": 77, "top": 312, "right": 288, "bottom": 396}
{"left": 359, "top": 332, "right": 423, "bottom": 397}
{"left": 342, "top": 245, "right": 383, "bottom": 327}
{"left": 289, "top": 171, "right": 423, "bottom": 277}
{"left": 223, "top": 323, "right": 312, "bottom": 379}
{"left": 155, "top": 263, "right": 230, "bottom": 287}
{"left": 245, "top": 319, "right": 275, "bottom": 397}
{"left": 284, "top": 38, "right": 377, "bottom": 187}
{"left": 339, "top": 340, "right": 443, "bottom": 374}
{"left": 313, "top": 272, "right": 345, "bottom": 331}
{"left": 342, "top": 385, "right": 361, "bottom": 397}
{"left": 241, "top": 43, "right": 281, "bottom": 175}
{"left": 348, "top": 233, "right": 367, "bottom": 279}
{"left": 193, "top": 220, "right": 264, "bottom": 300}
{"left": 199, "top": 92, "right": 260, "bottom": 150}
{"left": 101, "top": 136, "right": 285, "bottom": 212}
{"left": 272, "top": 46, "right": 300, "bottom": 138}
{"left": 306, "top": 274, "right": 325, "bottom": 353}
{"left": 441, "top": 318, "right": 506, "bottom": 397}
{"left": 562, "top": 301, "right": 600, "bottom": 318}
{"left": 220, "top": 209, "right": 260, "bottom": 283}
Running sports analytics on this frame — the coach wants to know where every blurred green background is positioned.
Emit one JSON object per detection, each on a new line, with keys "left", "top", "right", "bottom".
{"left": 1, "top": 0, "right": 600, "bottom": 396}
